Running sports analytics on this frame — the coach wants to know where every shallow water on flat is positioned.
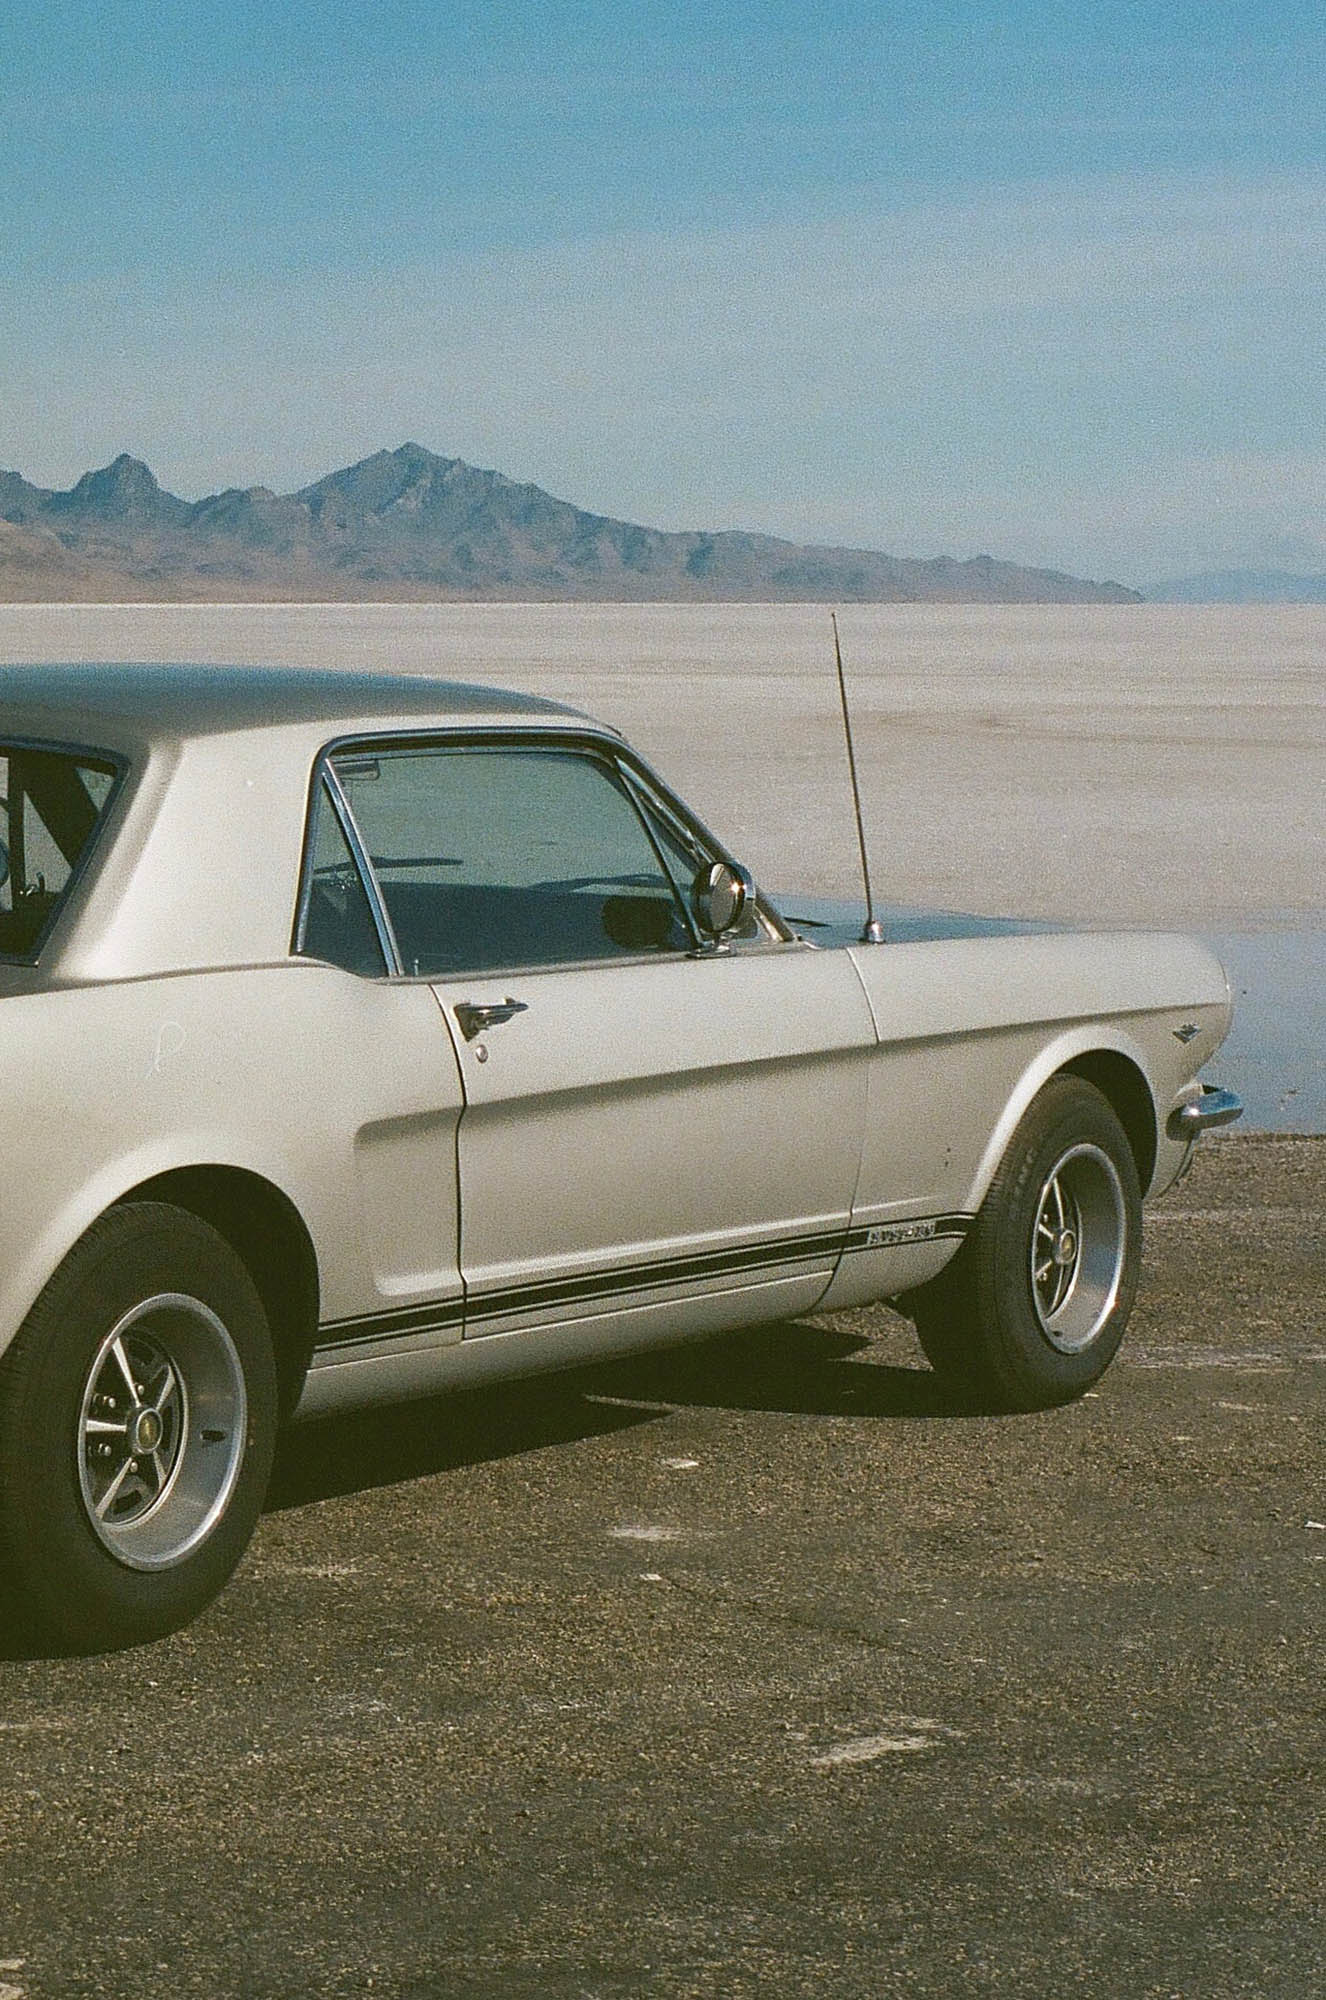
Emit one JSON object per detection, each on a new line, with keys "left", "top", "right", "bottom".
{"left": 1206, "top": 930, "right": 1325, "bottom": 1131}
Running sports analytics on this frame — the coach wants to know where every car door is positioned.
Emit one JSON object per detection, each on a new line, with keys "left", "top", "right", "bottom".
{"left": 331, "top": 732, "right": 877, "bottom": 1348}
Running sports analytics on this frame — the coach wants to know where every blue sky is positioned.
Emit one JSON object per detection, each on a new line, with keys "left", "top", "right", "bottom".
{"left": 2, "top": 1, "right": 1323, "bottom": 582}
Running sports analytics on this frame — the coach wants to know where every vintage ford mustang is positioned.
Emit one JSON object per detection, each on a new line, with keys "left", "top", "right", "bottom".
{"left": 0, "top": 664, "right": 1240, "bottom": 1649}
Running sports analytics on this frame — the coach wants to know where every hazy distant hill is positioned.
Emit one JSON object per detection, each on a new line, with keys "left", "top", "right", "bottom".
{"left": 1148, "top": 568, "right": 1326, "bottom": 605}
{"left": 0, "top": 445, "right": 1141, "bottom": 604}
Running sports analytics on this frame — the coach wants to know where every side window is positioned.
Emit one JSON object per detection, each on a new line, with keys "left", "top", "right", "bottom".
{"left": 296, "top": 779, "right": 388, "bottom": 976}
{"left": 0, "top": 747, "right": 120, "bottom": 960}
{"left": 331, "top": 745, "right": 693, "bottom": 976}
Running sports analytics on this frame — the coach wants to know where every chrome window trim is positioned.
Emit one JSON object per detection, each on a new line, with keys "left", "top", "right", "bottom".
{"left": 393, "top": 944, "right": 699, "bottom": 983}
{"left": 321, "top": 762, "right": 403, "bottom": 975}
{"left": 291, "top": 767, "right": 399, "bottom": 977}
{"left": 291, "top": 768, "right": 325, "bottom": 959}
{"left": 616, "top": 762, "right": 704, "bottom": 952}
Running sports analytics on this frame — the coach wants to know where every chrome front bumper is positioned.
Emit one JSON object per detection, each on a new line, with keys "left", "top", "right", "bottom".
{"left": 1167, "top": 1083, "right": 1244, "bottom": 1140}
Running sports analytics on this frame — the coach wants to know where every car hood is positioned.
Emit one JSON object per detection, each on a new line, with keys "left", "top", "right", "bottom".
{"left": 772, "top": 894, "right": 1062, "bottom": 948}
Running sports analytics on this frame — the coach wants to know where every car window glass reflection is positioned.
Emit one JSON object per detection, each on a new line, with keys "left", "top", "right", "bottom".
{"left": 332, "top": 747, "right": 692, "bottom": 976}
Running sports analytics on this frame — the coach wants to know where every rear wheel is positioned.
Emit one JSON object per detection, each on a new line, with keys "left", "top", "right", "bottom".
{"left": 0, "top": 1202, "right": 277, "bottom": 1651}
{"left": 908, "top": 1077, "right": 1142, "bottom": 1410}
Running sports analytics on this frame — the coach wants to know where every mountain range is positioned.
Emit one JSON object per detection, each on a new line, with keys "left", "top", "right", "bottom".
{"left": 0, "top": 445, "right": 1141, "bottom": 604}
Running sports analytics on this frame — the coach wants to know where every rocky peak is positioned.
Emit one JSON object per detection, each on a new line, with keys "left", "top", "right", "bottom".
{"left": 50, "top": 455, "right": 191, "bottom": 527}
{"left": 298, "top": 444, "right": 463, "bottom": 519}
{"left": 0, "top": 469, "right": 53, "bottom": 523}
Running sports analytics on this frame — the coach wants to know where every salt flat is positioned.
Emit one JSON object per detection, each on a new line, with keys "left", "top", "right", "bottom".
{"left": 3, "top": 601, "right": 1323, "bottom": 1125}
{"left": 3, "top": 600, "right": 1321, "bottom": 928}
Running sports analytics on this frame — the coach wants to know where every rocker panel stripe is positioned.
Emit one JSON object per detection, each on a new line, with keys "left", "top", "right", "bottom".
{"left": 314, "top": 1213, "right": 972, "bottom": 1353}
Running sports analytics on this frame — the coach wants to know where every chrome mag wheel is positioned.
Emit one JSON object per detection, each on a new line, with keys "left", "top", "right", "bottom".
{"left": 0, "top": 1203, "right": 277, "bottom": 1650}
{"left": 1029, "top": 1142, "right": 1128, "bottom": 1354}
{"left": 907, "top": 1076, "right": 1142, "bottom": 1411}
{"left": 76, "top": 1292, "right": 247, "bottom": 1570}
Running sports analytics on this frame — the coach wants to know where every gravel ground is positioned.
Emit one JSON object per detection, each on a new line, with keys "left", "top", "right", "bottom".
{"left": 0, "top": 1135, "right": 1322, "bottom": 1999}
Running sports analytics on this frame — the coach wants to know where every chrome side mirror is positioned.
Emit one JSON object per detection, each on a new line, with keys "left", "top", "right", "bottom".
{"left": 691, "top": 859, "right": 755, "bottom": 940}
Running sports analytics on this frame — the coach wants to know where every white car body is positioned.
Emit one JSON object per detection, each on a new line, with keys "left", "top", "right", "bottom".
{"left": 0, "top": 664, "right": 1238, "bottom": 1646}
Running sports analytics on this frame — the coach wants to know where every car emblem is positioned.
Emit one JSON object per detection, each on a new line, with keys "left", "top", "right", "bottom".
{"left": 1173, "top": 1023, "right": 1201, "bottom": 1044}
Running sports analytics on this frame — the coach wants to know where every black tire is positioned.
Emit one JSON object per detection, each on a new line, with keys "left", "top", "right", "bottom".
{"left": 0, "top": 1201, "right": 277, "bottom": 1652}
{"left": 907, "top": 1076, "right": 1142, "bottom": 1411}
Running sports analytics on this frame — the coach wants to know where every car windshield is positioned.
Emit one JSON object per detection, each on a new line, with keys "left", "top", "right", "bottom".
{"left": 0, "top": 746, "right": 121, "bottom": 960}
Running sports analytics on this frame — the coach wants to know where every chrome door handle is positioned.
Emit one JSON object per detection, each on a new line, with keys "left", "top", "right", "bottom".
{"left": 454, "top": 998, "right": 528, "bottom": 1042}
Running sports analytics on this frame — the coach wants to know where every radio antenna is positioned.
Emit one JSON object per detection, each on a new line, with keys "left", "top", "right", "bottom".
{"left": 831, "top": 612, "right": 885, "bottom": 944}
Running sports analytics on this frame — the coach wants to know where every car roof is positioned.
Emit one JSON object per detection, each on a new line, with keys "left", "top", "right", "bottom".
{"left": 0, "top": 663, "right": 629, "bottom": 987}
{"left": 0, "top": 663, "right": 586, "bottom": 747}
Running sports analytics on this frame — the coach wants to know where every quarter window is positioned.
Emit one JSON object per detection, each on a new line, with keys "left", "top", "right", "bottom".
{"left": 0, "top": 746, "right": 120, "bottom": 960}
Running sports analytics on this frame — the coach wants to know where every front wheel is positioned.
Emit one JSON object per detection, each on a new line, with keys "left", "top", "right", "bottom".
{"left": 908, "top": 1077, "right": 1143, "bottom": 1410}
{"left": 0, "top": 1202, "right": 277, "bottom": 1651}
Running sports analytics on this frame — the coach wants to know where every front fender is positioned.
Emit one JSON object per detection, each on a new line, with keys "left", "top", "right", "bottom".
{"left": 960, "top": 1025, "right": 1157, "bottom": 1215}
{"left": 843, "top": 929, "right": 1232, "bottom": 1235}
